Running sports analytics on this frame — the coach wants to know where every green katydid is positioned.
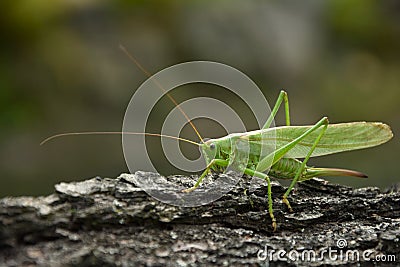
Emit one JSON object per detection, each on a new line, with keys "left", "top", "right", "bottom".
{"left": 41, "top": 48, "right": 393, "bottom": 231}
{"left": 180, "top": 90, "right": 393, "bottom": 231}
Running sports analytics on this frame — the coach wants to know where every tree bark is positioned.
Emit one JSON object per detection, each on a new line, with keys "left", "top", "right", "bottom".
{"left": 1, "top": 172, "right": 399, "bottom": 266}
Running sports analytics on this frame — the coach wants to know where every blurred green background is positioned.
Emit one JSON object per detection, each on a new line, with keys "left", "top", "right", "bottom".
{"left": 0, "top": 0, "right": 399, "bottom": 197}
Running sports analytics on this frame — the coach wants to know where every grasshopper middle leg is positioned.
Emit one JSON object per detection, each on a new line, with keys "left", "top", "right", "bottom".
{"left": 241, "top": 168, "right": 277, "bottom": 231}
{"left": 263, "top": 90, "right": 290, "bottom": 129}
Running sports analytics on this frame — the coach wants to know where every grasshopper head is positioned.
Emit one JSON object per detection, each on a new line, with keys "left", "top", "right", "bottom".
{"left": 200, "top": 138, "right": 219, "bottom": 165}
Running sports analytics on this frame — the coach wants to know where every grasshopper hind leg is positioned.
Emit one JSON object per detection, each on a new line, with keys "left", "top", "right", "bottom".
{"left": 282, "top": 117, "right": 329, "bottom": 212}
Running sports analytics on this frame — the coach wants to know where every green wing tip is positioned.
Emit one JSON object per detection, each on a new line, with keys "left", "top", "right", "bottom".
{"left": 375, "top": 122, "right": 394, "bottom": 139}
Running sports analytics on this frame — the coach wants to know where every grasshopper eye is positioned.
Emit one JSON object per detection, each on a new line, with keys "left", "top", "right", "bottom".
{"left": 209, "top": 143, "right": 216, "bottom": 150}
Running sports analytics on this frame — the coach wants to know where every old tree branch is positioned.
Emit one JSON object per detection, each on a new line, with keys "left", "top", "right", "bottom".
{"left": 1, "top": 172, "right": 399, "bottom": 266}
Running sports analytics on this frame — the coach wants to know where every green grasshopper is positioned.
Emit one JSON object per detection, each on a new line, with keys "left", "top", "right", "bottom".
{"left": 42, "top": 48, "right": 393, "bottom": 231}
{"left": 180, "top": 90, "right": 393, "bottom": 231}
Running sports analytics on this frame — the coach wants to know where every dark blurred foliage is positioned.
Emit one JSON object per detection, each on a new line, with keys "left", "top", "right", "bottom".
{"left": 0, "top": 0, "right": 399, "bottom": 197}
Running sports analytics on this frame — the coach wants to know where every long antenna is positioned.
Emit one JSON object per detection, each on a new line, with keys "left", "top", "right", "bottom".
{"left": 119, "top": 45, "right": 204, "bottom": 143}
{"left": 40, "top": 132, "right": 200, "bottom": 147}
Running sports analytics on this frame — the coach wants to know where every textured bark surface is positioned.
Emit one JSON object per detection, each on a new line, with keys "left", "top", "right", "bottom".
{"left": 1, "top": 172, "right": 399, "bottom": 266}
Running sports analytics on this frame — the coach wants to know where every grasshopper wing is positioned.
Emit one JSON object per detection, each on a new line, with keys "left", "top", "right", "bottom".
{"left": 243, "top": 122, "right": 393, "bottom": 158}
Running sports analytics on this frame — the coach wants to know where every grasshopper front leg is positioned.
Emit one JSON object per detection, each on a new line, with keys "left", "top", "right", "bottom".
{"left": 182, "top": 159, "right": 228, "bottom": 193}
